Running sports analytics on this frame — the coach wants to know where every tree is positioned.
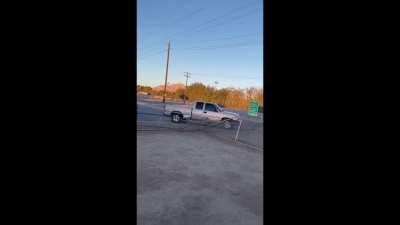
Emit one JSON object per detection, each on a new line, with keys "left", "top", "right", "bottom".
{"left": 137, "top": 85, "right": 152, "bottom": 93}
{"left": 142, "top": 81, "right": 262, "bottom": 112}
{"left": 246, "top": 87, "right": 257, "bottom": 101}
{"left": 254, "top": 88, "right": 263, "bottom": 107}
{"left": 214, "top": 88, "right": 229, "bottom": 107}
{"left": 225, "top": 89, "right": 246, "bottom": 110}
{"left": 204, "top": 85, "right": 215, "bottom": 102}
{"left": 174, "top": 88, "right": 187, "bottom": 101}
{"left": 187, "top": 83, "right": 207, "bottom": 101}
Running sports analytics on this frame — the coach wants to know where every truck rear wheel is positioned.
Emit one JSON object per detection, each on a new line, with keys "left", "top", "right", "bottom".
{"left": 171, "top": 113, "right": 181, "bottom": 123}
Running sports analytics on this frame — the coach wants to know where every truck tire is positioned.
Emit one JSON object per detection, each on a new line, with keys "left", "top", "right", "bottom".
{"left": 222, "top": 118, "right": 232, "bottom": 129}
{"left": 171, "top": 113, "right": 181, "bottom": 123}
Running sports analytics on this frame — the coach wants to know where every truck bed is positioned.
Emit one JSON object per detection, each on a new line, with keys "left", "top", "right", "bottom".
{"left": 164, "top": 103, "right": 192, "bottom": 119}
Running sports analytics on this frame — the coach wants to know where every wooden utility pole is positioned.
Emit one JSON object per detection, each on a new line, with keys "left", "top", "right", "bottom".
{"left": 162, "top": 40, "right": 171, "bottom": 103}
{"left": 183, "top": 72, "right": 191, "bottom": 104}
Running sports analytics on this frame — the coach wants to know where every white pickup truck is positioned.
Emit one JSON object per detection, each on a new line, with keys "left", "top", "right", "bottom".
{"left": 164, "top": 101, "right": 240, "bottom": 128}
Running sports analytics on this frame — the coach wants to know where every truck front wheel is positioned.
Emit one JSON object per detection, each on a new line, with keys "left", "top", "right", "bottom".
{"left": 171, "top": 113, "right": 181, "bottom": 123}
{"left": 222, "top": 118, "right": 232, "bottom": 129}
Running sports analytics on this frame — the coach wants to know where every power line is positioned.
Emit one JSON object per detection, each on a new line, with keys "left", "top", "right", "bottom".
{"left": 175, "top": 42, "right": 261, "bottom": 51}
{"left": 139, "top": 32, "right": 259, "bottom": 56}
{"left": 139, "top": 7, "right": 208, "bottom": 48}
{"left": 139, "top": 7, "right": 206, "bottom": 42}
{"left": 189, "top": 7, "right": 260, "bottom": 34}
{"left": 188, "top": 33, "right": 260, "bottom": 43}
{"left": 138, "top": 49, "right": 167, "bottom": 61}
{"left": 137, "top": 0, "right": 193, "bottom": 29}
{"left": 137, "top": 44, "right": 164, "bottom": 56}
{"left": 181, "top": 0, "right": 260, "bottom": 32}
{"left": 139, "top": 0, "right": 260, "bottom": 50}
{"left": 190, "top": 73, "right": 261, "bottom": 80}
{"left": 139, "top": 41, "right": 260, "bottom": 61}
{"left": 163, "top": 7, "right": 259, "bottom": 44}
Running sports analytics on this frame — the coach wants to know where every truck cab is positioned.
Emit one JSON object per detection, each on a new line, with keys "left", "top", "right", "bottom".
{"left": 191, "top": 101, "right": 224, "bottom": 121}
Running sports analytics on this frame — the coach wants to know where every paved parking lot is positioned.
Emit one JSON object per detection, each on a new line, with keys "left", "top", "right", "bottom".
{"left": 137, "top": 95, "right": 263, "bottom": 149}
{"left": 137, "top": 95, "right": 263, "bottom": 123}
{"left": 137, "top": 131, "right": 263, "bottom": 225}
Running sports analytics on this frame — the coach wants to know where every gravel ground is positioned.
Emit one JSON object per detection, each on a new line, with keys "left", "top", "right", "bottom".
{"left": 137, "top": 131, "right": 263, "bottom": 225}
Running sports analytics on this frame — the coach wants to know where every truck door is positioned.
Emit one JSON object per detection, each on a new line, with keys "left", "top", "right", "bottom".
{"left": 204, "top": 103, "right": 220, "bottom": 121}
{"left": 191, "top": 102, "right": 206, "bottom": 120}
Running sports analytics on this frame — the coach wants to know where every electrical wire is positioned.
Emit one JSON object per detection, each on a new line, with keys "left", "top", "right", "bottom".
{"left": 139, "top": 41, "right": 261, "bottom": 61}
{"left": 160, "top": 7, "right": 259, "bottom": 46}
{"left": 176, "top": 42, "right": 261, "bottom": 51}
{"left": 190, "top": 73, "right": 261, "bottom": 80}
{"left": 139, "top": 33, "right": 259, "bottom": 57}
{"left": 168, "top": 0, "right": 260, "bottom": 37}
{"left": 189, "top": 7, "right": 260, "bottom": 34}
{"left": 139, "top": 33, "right": 259, "bottom": 56}
{"left": 138, "top": 49, "right": 167, "bottom": 60}
{"left": 186, "top": 33, "right": 260, "bottom": 43}
{"left": 139, "top": 0, "right": 261, "bottom": 50}
{"left": 140, "top": 7, "right": 206, "bottom": 39}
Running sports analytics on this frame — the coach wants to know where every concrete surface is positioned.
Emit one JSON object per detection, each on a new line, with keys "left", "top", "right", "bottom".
{"left": 137, "top": 131, "right": 263, "bottom": 225}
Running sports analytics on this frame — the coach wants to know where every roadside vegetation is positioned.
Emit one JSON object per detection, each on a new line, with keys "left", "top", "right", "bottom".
{"left": 137, "top": 83, "right": 263, "bottom": 112}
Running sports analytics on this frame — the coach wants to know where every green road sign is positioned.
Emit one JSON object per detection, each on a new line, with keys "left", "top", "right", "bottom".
{"left": 248, "top": 101, "right": 258, "bottom": 117}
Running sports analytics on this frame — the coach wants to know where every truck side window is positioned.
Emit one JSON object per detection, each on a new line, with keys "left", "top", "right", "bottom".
{"left": 195, "top": 102, "right": 204, "bottom": 110}
{"left": 205, "top": 103, "right": 218, "bottom": 112}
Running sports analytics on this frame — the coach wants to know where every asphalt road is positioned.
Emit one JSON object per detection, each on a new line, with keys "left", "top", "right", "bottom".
{"left": 137, "top": 103, "right": 166, "bottom": 121}
{"left": 138, "top": 131, "right": 263, "bottom": 225}
{"left": 137, "top": 95, "right": 263, "bottom": 224}
{"left": 137, "top": 94, "right": 263, "bottom": 149}
{"left": 137, "top": 94, "right": 263, "bottom": 123}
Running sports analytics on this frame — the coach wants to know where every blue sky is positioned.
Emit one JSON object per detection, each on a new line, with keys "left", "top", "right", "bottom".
{"left": 137, "top": 0, "right": 263, "bottom": 89}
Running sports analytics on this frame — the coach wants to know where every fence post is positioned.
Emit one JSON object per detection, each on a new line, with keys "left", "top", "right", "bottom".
{"left": 158, "top": 111, "right": 162, "bottom": 127}
{"left": 235, "top": 120, "right": 243, "bottom": 142}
